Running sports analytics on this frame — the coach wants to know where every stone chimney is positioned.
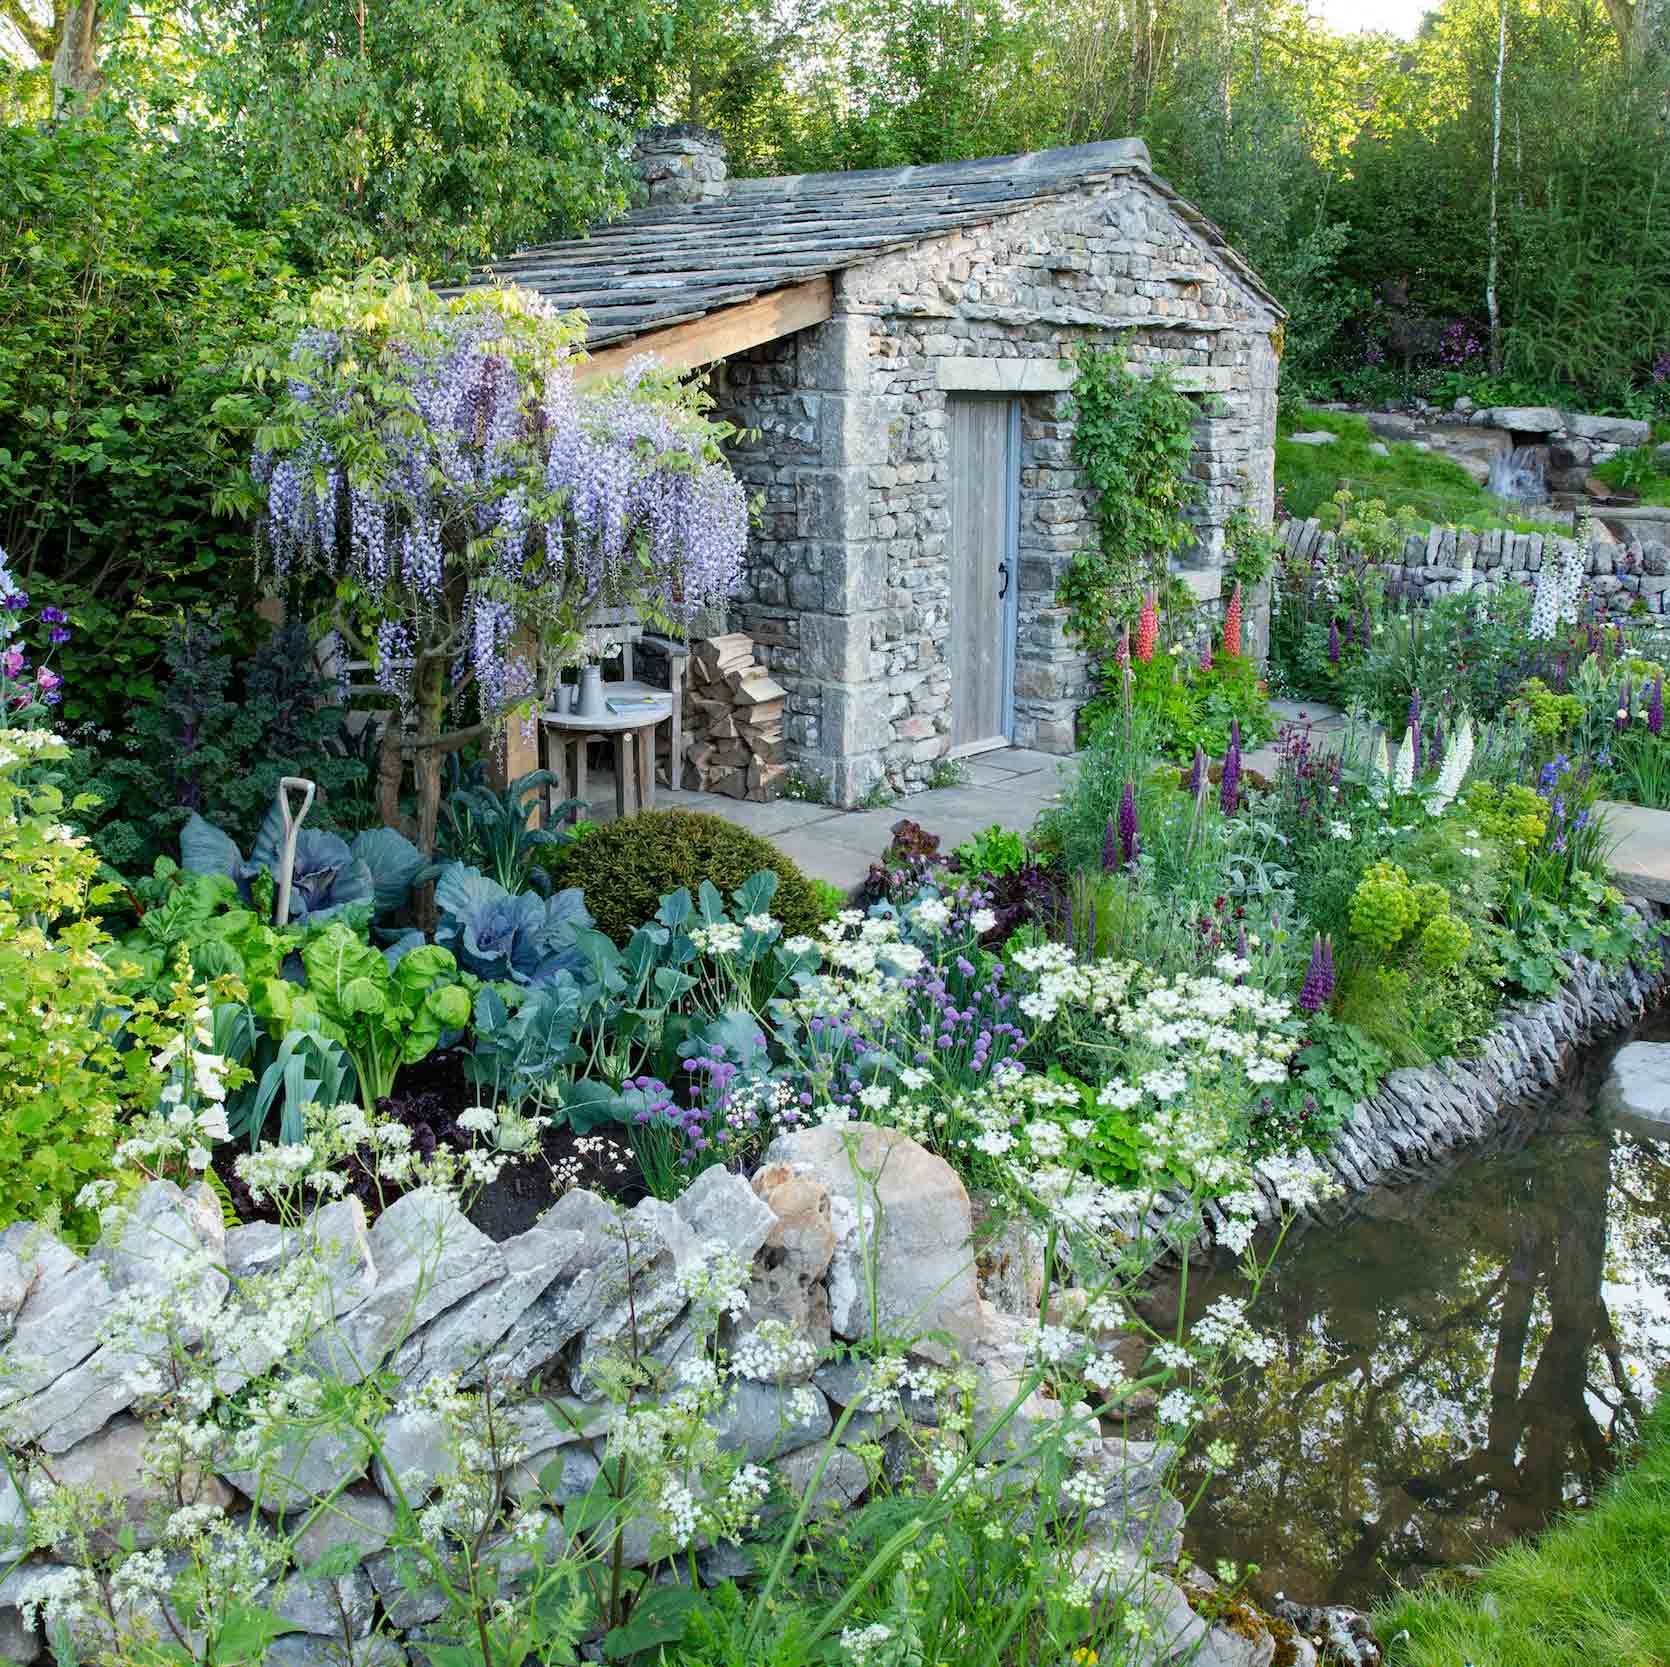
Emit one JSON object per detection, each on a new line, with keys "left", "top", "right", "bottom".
{"left": 633, "top": 123, "right": 728, "bottom": 207}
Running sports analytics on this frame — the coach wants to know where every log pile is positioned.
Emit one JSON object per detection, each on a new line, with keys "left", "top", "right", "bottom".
{"left": 669, "top": 632, "right": 788, "bottom": 800}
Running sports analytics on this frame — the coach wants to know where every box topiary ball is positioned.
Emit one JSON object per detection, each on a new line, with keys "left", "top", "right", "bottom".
{"left": 540, "top": 810, "right": 829, "bottom": 943}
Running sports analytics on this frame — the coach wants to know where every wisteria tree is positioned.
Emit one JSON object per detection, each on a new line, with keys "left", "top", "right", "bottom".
{"left": 241, "top": 269, "right": 749, "bottom": 855}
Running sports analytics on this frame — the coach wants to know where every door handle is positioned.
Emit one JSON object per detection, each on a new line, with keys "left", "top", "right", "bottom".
{"left": 997, "top": 560, "right": 1010, "bottom": 600}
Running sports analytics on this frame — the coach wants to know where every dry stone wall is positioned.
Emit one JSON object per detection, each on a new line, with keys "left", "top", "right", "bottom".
{"left": 0, "top": 1130, "right": 1278, "bottom": 1667}
{"left": 714, "top": 175, "right": 1280, "bottom": 803}
{"left": 1279, "top": 515, "right": 1670, "bottom": 635}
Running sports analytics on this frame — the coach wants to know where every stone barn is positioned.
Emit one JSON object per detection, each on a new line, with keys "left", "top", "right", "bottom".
{"left": 485, "top": 128, "right": 1283, "bottom": 805}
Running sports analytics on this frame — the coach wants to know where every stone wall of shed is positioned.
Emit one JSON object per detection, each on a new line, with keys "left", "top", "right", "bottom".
{"left": 713, "top": 174, "right": 1281, "bottom": 804}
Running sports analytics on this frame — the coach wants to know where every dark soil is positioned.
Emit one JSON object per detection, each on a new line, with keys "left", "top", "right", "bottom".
{"left": 215, "top": 1047, "right": 647, "bottom": 1237}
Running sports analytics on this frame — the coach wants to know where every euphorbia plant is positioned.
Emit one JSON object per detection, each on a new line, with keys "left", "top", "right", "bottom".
{"left": 238, "top": 268, "right": 749, "bottom": 855}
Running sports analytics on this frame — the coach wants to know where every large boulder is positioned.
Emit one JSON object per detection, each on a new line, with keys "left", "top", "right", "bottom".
{"left": 1600, "top": 1042, "right": 1670, "bottom": 1132}
{"left": 1564, "top": 411, "right": 1651, "bottom": 447}
{"left": 1482, "top": 405, "right": 1563, "bottom": 434}
{"left": 761, "top": 1123, "right": 984, "bottom": 1358}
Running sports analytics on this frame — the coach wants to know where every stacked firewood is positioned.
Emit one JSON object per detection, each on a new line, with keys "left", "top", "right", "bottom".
{"left": 669, "top": 632, "right": 787, "bottom": 800}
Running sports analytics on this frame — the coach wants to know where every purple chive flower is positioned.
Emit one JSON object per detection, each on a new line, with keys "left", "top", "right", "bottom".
{"left": 1328, "top": 619, "right": 1341, "bottom": 664}
{"left": 1220, "top": 719, "right": 1242, "bottom": 816}
{"left": 1650, "top": 675, "right": 1663, "bottom": 737}
{"left": 1118, "top": 780, "right": 1140, "bottom": 866}
{"left": 1101, "top": 813, "right": 1119, "bottom": 874}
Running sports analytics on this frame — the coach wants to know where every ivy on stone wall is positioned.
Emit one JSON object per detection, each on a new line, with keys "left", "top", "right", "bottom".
{"left": 1057, "top": 344, "right": 1198, "bottom": 655}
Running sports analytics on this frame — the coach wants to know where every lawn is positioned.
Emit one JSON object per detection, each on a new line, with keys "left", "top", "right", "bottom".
{"left": 1376, "top": 1395, "right": 1670, "bottom": 1667}
{"left": 1276, "top": 406, "right": 1549, "bottom": 530}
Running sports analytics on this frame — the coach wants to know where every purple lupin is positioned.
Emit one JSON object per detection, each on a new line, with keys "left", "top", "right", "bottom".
{"left": 1118, "top": 780, "right": 1140, "bottom": 866}
{"left": 1186, "top": 744, "right": 1206, "bottom": 797}
{"left": 1220, "top": 719, "right": 1242, "bottom": 816}
{"left": 1298, "top": 935, "right": 1331, "bottom": 1013}
{"left": 1650, "top": 674, "right": 1664, "bottom": 737}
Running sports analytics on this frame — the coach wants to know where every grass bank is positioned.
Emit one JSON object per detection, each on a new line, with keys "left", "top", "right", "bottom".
{"left": 1276, "top": 407, "right": 1545, "bottom": 530}
{"left": 1375, "top": 1395, "right": 1670, "bottom": 1667}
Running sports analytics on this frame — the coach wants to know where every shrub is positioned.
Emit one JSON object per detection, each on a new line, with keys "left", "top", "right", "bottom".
{"left": 541, "top": 811, "right": 827, "bottom": 943}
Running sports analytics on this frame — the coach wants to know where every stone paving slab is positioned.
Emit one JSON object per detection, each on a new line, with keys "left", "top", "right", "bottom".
{"left": 1601, "top": 800, "right": 1670, "bottom": 904}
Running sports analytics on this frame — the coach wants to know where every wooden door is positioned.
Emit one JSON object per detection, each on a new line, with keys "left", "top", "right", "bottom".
{"left": 947, "top": 396, "right": 1019, "bottom": 755}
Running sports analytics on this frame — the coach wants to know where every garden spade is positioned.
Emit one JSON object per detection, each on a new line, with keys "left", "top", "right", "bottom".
{"left": 272, "top": 776, "right": 317, "bottom": 925}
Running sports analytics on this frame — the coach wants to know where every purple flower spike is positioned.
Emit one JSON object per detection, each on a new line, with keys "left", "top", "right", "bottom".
{"left": 1186, "top": 745, "right": 1205, "bottom": 798}
{"left": 1650, "top": 675, "right": 1663, "bottom": 737}
{"left": 1118, "top": 780, "right": 1140, "bottom": 866}
{"left": 1220, "top": 720, "right": 1242, "bottom": 816}
{"left": 1298, "top": 934, "right": 1335, "bottom": 1014}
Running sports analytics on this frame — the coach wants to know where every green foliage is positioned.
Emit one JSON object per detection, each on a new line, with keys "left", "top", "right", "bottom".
{"left": 542, "top": 811, "right": 826, "bottom": 944}
{"left": 1057, "top": 345, "right": 1198, "bottom": 653}
{"left": 951, "top": 824, "right": 1028, "bottom": 879}
{"left": 183, "top": 0, "right": 688, "bottom": 279}
{"left": 61, "top": 616, "right": 369, "bottom": 874}
{"left": 288, "top": 923, "right": 474, "bottom": 1106}
{"left": 1348, "top": 861, "right": 1470, "bottom": 969}
{"left": 440, "top": 767, "right": 580, "bottom": 896}
{"left": 0, "top": 734, "right": 129, "bottom": 1242}
{"left": 0, "top": 114, "right": 294, "bottom": 731}
{"left": 1088, "top": 646, "right": 1273, "bottom": 763}
{"left": 1257, "top": 1015, "right": 1389, "bottom": 1157}
{"left": 1509, "top": 677, "right": 1583, "bottom": 745}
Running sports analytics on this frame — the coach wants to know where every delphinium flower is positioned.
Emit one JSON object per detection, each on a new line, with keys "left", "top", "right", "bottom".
{"left": 1118, "top": 780, "right": 1140, "bottom": 866}
{"left": 1223, "top": 582, "right": 1243, "bottom": 658}
{"left": 1135, "top": 591, "right": 1158, "bottom": 662}
{"left": 1219, "top": 719, "right": 1242, "bottom": 815}
{"left": 1528, "top": 561, "right": 1559, "bottom": 640}
{"left": 1327, "top": 618, "right": 1340, "bottom": 664}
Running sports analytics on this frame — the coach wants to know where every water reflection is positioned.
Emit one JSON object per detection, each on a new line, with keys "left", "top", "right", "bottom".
{"left": 1169, "top": 1015, "right": 1670, "bottom": 1609}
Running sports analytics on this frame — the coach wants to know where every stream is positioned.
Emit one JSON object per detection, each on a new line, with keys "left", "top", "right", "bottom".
{"left": 1166, "top": 1006, "right": 1670, "bottom": 1610}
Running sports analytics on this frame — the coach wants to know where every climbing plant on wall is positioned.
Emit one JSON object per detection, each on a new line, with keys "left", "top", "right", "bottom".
{"left": 1056, "top": 344, "right": 1198, "bottom": 656}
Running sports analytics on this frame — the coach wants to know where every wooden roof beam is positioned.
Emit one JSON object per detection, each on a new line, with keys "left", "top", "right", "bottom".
{"left": 575, "top": 275, "right": 833, "bottom": 385}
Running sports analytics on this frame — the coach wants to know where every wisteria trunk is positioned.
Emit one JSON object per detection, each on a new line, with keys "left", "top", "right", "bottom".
{"left": 412, "top": 651, "right": 449, "bottom": 861}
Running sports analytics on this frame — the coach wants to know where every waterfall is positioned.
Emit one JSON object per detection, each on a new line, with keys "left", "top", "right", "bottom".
{"left": 1488, "top": 443, "right": 1548, "bottom": 504}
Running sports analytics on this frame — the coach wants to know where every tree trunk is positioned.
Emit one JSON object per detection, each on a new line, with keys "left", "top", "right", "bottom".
{"left": 413, "top": 650, "right": 449, "bottom": 860}
{"left": 50, "top": 0, "right": 101, "bottom": 112}
{"left": 1485, "top": 0, "right": 1506, "bottom": 375}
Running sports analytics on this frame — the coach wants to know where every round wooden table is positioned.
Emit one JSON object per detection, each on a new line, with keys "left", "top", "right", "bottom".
{"left": 540, "top": 682, "right": 674, "bottom": 820}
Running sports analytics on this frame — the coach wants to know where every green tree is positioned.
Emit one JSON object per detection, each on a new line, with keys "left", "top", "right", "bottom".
{"left": 0, "top": 113, "right": 293, "bottom": 727}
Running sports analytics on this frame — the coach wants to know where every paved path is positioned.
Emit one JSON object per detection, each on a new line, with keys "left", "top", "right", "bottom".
{"left": 582, "top": 748, "right": 1075, "bottom": 889}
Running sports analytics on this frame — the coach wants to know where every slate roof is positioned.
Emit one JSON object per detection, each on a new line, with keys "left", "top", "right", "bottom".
{"left": 479, "top": 138, "right": 1284, "bottom": 352}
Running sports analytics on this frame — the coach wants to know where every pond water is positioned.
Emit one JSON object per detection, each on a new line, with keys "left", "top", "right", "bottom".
{"left": 1167, "top": 1006, "right": 1670, "bottom": 1610}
